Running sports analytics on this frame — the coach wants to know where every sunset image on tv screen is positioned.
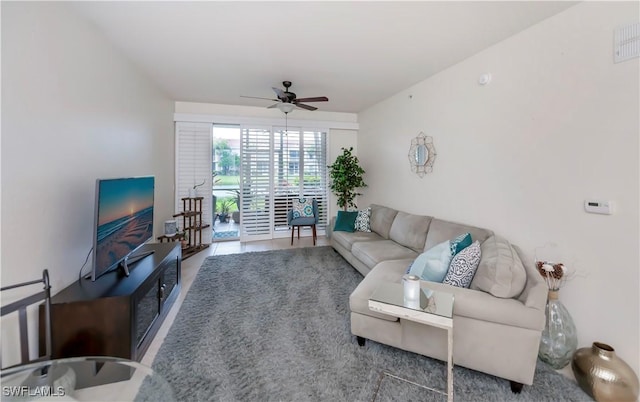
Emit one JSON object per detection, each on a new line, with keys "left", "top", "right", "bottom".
{"left": 95, "top": 177, "right": 154, "bottom": 274}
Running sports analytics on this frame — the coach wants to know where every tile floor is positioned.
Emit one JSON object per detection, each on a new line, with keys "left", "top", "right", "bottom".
{"left": 140, "top": 234, "right": 329, "bottom": 367}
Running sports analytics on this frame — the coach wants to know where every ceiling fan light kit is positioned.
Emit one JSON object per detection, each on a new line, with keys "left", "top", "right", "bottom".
{"left": 242, "top": 81, "right": 329, "bottom": 113}
{"left": 277, "top": 103, "right": 295, "bottom": 114}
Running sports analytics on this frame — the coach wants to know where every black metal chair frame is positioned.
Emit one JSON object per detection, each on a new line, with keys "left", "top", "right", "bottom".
{"left": 1, "top": 269, "right": 52, "bottom": 370}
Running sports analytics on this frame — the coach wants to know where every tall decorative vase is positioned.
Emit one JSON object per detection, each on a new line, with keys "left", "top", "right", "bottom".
{"left": 538, "top": 290, "right": 577, "bottom": 369}
{"left": 572, "top": 342, "right": 639, "bottom": 402}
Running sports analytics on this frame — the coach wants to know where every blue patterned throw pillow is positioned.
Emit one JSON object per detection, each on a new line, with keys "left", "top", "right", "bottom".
{"left": 443, "top": 241, "right": 482, "bottom": 288}
{"left": 292, "top": 198, "right": 314, "bottom": 218}
{"left": 354, "top": 207, "right": 371, "bottom": 232}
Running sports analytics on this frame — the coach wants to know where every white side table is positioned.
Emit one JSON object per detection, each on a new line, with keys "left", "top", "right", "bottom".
{"left": 369, "top": 283, "right": 454, "bottom": 402}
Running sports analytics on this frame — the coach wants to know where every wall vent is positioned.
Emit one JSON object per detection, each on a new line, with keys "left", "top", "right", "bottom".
{"left": 614, "top": 22, "right": 640, "bottom": 63}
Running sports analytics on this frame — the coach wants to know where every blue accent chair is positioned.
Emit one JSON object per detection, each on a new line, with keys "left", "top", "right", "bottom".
{"left": 287, "top": 198, "right": 318, "bottom": 245}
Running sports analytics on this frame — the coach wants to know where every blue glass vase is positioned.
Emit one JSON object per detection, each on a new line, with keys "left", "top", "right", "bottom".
{"left": 538, "top": 290, "right": 578, "bottom": 369}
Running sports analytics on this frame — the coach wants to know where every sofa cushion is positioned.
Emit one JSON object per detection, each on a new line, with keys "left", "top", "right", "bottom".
{"left": 334, "top": 210, "right": 358, "bottom": 232}
{"left": 388, "top": 212, "right": 432, "bottom": 253}
{"left": 354, "top": 207, "right": 372, "bottom": 232}
{"left": 332, "top": 230, "right": 384, "bottom": 252}
{"left": 408, "top": 240, "right": 453, "bottom": 283}
{"left": 443, "top": 240, "right": 481, "bottom": 288}
{"left": 352, "top": 240, "right": 418, "bottom": 270}
{"left": 369, "top": 204, "right": 398, "bottom": 239}
{"left": 424, "top": 218, "right": 493, "bottom": 251}
{"left": 470, "top": 235, "right": 527, "bottom": 298}
{"left": 349, "top": 259, "right": 414, "bottom": 322}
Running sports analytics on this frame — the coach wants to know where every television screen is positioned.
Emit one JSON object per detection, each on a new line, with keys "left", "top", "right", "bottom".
{"left": 92, "top": 176, "right": 154, "bottom": 281}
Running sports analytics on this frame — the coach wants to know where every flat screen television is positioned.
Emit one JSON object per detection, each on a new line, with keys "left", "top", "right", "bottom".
{"left": 92, "top": 176, "right": 155, "bottom": 281}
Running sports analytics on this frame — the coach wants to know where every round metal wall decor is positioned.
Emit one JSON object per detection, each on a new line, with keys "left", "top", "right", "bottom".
{"left": 408, "top": 132, "right": 436, "bottom": 177}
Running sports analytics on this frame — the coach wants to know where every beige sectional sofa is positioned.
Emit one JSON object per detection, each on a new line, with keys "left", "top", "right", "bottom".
{"left": 329, "top": 204, "right": 548, "bottom": 390}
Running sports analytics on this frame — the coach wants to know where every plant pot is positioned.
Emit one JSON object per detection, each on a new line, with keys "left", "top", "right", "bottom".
{"left": 219, "top": 213, "right": 228, "bottom": 223}
{"left": 572, "top": 342, "right": 639, "bottom": 402}
{"left": 232, "top": 211, "right": 240, "bottom": 224}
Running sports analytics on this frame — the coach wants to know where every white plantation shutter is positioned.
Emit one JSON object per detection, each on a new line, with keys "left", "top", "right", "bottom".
{"left": 301, "top": 130, "right": 328, "bottom": 227}
{"left": 273, "top": 129, "right": 300, "bottom": 231}
{"left": 240, "top": 126, "right": 273, "bottom": 241}
{"left": 271, "top": 128, "right": 328, "bottom": 232}
{"left": 175, "top": 122, "right": 213, "bottom": 242}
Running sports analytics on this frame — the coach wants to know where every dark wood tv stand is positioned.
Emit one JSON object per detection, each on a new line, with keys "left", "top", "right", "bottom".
{"left": 47, "top": 243, "right": 181, "bottom": 361}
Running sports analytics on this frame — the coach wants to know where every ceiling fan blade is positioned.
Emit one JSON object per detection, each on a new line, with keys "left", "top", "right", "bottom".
{"left": 294, "top": 96, "right": 328, "bottom": 103}
{"left": 241, "top": 95, "right": 280, "bottom": 101}
{"left": 295, "top": 103, "right": 318, "bottom": 111}
{"left": 272, "top": 87, "right": 287, "bottom": 101}
{"left": 267, "top": 103, "right": 281, "bottom": 109}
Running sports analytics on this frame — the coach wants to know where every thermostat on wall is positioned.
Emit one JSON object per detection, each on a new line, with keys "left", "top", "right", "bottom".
{"left": 584, "top": 200, "right": 613, "bottom": 215}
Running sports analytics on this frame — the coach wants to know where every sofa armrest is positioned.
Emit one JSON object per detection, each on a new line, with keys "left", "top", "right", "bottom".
{"left": 327, "top": 216, "right": 336, "bottom": 239}
{"left": 424, "top": 281, "right": 545, "bottom": 330}
{"left": 520, "top": 281, "right": 548, "bottom": 311}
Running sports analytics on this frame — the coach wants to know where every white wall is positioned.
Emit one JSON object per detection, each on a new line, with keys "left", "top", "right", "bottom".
{"left": 175, "top": 101, "right": 358, "bottom": 124}
{"left": 1, "top": 2, "right": 174, "bottom": 362}
{"left": 358, "top": 2, "right": 639, "bottom": 374}
{"left": 175, "top": 101, "right": 359, "bottom": 216}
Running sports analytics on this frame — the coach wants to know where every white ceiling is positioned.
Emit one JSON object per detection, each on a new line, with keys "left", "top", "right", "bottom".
{"left": 70, "top": 1, "right": 577, "bottom": 113}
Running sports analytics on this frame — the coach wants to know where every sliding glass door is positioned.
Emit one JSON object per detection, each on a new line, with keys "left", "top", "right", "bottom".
{"left": 212, "top": 124, "right": 241, "bottom": 241}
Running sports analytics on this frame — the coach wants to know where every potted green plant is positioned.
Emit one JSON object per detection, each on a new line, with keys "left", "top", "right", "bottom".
{"left": 218, "top": 198, "right": 233, "bottom": 223}
{"left": 212, "top": 172, "right": 222, "bottom": 219}
{"left": 227, "top": 188, "right": 240, "bottom": 210}
{"left": 180, "top": 230, "right": 189, "bottom": 249}
{"left": 328, "top": 147, "right": 367, "bottom": 211}
{"left": 227, "top": 185, "right": 241, "bottom": 224}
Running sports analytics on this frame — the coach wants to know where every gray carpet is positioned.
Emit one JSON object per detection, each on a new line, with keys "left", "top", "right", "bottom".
{"left": 152, "top": 246, "right": 590, "bottom": 401}
{"left": 372, "top": 372, "right": 445, "bottom": 401}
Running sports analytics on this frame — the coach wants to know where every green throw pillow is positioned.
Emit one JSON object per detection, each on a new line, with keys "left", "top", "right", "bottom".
{"left": 334, "top": 211, "right": 359, "bottom": 232}
{"left": 450, "top": 233, "right": 472, "bottom": 256}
